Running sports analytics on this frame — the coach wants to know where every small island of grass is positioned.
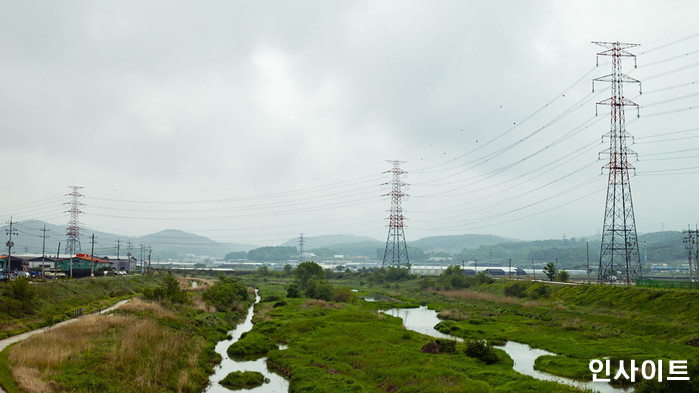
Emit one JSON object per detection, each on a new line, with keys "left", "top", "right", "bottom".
{"left": 220, "top": 371, "right": 268, "bottom": 390}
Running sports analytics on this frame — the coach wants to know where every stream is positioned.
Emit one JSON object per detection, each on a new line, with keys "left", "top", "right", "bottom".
{"left": 203, "top": 291, "right": 289, "bottom": 393}
{"left": 381, "top": 306, "right": 633, "bottom": 393}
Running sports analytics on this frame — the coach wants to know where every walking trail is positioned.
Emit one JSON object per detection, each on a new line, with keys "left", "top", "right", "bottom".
{"left": 0, "top": 298, "right": 131, "bottom": 393}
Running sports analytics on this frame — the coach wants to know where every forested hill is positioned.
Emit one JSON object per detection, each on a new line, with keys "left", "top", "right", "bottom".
{"left": 454, "top": 231, "right": 687, "bottom": 267}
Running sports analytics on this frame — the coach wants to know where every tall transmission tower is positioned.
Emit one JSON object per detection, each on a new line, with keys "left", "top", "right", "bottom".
{"left": 683, "top": 225, "right": 699, "bottom": 281}
{"left": 382, "top": 160, "right": 409, "bottom": 268}
{"left": 592, "top": 41, "right": 642, "bottom": 285}
{"left": 298, "top": 233, "right": 305, "bottom": 261}
{"left": 64, "top": 186, "right": 84, "bottom": 256}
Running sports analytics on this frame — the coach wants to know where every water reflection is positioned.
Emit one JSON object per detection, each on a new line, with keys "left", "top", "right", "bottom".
{"left": 203, "top": 292, "right": 289, "bottom": 393}
{"left": 381, "top": 306, "right": 632, "bottom": 393}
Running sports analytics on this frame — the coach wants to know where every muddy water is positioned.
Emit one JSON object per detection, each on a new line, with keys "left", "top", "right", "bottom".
{"left": 381, "top": 306, "right": 632, "bottom": 393}
{"left": 203, "top": 292, "right": 289, "bottom": 393}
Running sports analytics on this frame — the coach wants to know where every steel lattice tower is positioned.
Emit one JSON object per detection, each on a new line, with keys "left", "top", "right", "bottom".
{"left": 382, "top": 160, "right": 409, "bottom": 268}
{"left": 65, "top": 186, "right": 84, "bottom": 256}
{"left": 592, "top": 41, "right": 642, "bottom": 285}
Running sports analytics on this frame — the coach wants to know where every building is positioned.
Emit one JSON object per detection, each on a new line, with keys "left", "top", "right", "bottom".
{"left": 56, "top": 253, "right": 111, "bottom": 278}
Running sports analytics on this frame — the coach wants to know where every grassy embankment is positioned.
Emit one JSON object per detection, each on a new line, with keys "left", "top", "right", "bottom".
{"left": 0, "top": 275, "right": 161, "bottom": 338}
{"left": 0, "top": 273, "right": 252, "bottom": 393}
{"left": 243, "top": 271, "right": 698, "bottom": 392}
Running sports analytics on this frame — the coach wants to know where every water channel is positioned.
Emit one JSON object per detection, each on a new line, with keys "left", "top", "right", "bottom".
{"left": 381, "top": 306, "right": 633, "bottom": 393}
{"left": 203, "top": 291, "right": 289, "bottom": 393}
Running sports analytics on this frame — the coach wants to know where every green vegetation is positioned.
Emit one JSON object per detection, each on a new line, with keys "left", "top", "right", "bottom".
{"left": 242, "top": 291, "right": 578, "bottom": 392}
{"left": 0, "top": 278, "right": 36, "bottom": 317}
{"left": 543, "top": 262, "right": 556, "bottom": 280}
{"left": 202, "top": 276, "right": 250, "bottom": 312}
{"left": 220, "top": 371, "right": 268, "bottom": 390}
{"left": 142, "top": 272, "right": 189, "bottom": 303}
{"left": 224, "top": 251, "right": 248, "bottom": 261}
{"left": 0, "top": 275, "right": 161, "bottom": 338}
{"left": 464, "top": 339, "right": 499, "bottom": 364}
{"left": 248, "top": 246, "right": 297, "bottom": 261}
{"left": 2, "top": 273, "right": 252, "bottom": 393}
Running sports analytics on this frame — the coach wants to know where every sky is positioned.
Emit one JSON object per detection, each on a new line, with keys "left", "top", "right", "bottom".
{"left": 1, "top": 0, "right": 698, "bottom": 248}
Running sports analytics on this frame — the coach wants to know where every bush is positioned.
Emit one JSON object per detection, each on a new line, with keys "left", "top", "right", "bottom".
{"left": 474, "top": 271, "right": 494, "bottom": 284}
{"left": 556, "top": 270, "right": 569, "bottom": 282}
{"left": 464, "top": 339, "right": 499, "bottom": 364}
{"left": 220, "top": 371, "right": 268, "bottom": 390}
{"left": 525, "top": 283, "right": 551, "bottom": 299}
{"left": 1, "top": 278, "right": 36, "bottom": 317}
{"left": 143, "top": 273, "right": 189, "bottom": 304}
{"left": 435, "top": 338, "right": 456, "bottom": 354}
{"left": 286, "top": 282, "right": 300, "bottom": 298}
{"left": 305, "top": 279, "right": 333, "bottom": 301}
{"left": 503, "top": 281, "right": 528, "bottom": 298}
{"left": 202, "top": 276, "right": 249, "bottom": 312}
{"left": 332, "top": 287, "right": 354, "bottom": 303}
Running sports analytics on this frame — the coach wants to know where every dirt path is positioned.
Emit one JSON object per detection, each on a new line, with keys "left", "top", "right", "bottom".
{"left": 0, "top": 298, "right": 131, "bottom": 393}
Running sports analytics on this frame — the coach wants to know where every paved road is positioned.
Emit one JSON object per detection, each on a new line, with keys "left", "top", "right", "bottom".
{"left": 0, "top": 299, "right": 131, "bottom": 393}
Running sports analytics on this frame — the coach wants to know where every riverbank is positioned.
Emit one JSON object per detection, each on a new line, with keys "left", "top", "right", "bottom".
{"left": 0, "top": 275, "right": 161, "bottom": 339}
{"left": 241, "top": 271, "right": 698, "bottom": 392}
{"left": 0, "top": 273, "right": 252, "bottom": 393}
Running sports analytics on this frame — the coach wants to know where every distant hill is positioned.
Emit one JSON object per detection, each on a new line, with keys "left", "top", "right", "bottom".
{"left": 280, "top": 234, "right": 382, "bottom": 249}
{"left": 309, "top": 240, "right": 385, "bottom": 258}
{"left": 0, "top": 220, "right": 255, "bottom": 260}
{"left": 455, "top": 231, "right": 687, "bottom": 268}
{"left": 409, "top": 234, "right": 515, "bottom": 253}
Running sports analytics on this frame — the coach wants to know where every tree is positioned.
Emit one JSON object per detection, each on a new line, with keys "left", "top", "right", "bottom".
{"left": 294, "top": 262, "right": 324, "bottom": 292}
{"left": 286, "top": 282, "right": 300, "bottom": 298}
{"left": 556, "top": 270, "right": 569, "bottom": 282}
{"left": 203, "top": 276, "right": 250, "bottom": 312}
{"left": 543, "top": 262, "right": 557, "bottom": 281}
{"left": 224, "top": 251, "right": 248, "bottom": 261}
{"left": 283, "top": 264, "right": 293, "bottom": 276}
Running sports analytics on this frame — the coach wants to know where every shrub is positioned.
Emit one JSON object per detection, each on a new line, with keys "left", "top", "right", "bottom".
{"left": 503, "top": 281, "right": 528, "bottom": 298}
{"left": 556, "top": 270, "right": 569, "bottom": 282}
{"left": 1, "top": 278, "right": 36, "bottom": 317}
{"left": 332, "top": 287, "right": 354, "bottom": 303}
{"left": 143, "top": 272, "right": 189, "bottom": 304}
{"left": 474, "top": 271, "right": 494, "bottom": 284}
{"left": 526, "top": 283, "right": 551, "bottom": 299}
{"left": 286, "top": 282, "right": 300, "bottom": 298}
{"left": 305, "top": 279, "right": 333, "bottom": 301}
{"left": 435, "top": 338, "right": 456, "bottom": 354}
{"left": 464, "top": 339, "right": 499, "bottom": 364}
{"left": 220, "top": 371, "right": 268, "bottom": 390}
{"left": 202, "top": 276, "right": 249, "bottom": 312}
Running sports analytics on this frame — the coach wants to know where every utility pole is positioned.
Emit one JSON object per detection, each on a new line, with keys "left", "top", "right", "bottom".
{"left": 116, "top": 238, "right": 121, "bottom": 259}
{"left": 683, "top": 225, "right": 696, "bottom": 280}
{"left": 40, "top": 224, "right": 50, "bottom": 277}
{"left": 593, "top": 41, "right": 643, "bottom": 285}
{"left": 586, "top": 241, "right": 591, "bottom": 284}
{"left": 139, "top": 243, "right": 144, "bottom": 273}
{"left": 147, "top": 245, "right": 152, "bottom": 274}
{"left": 508, "top": 258, "right": 512, "bottom": 279}
{"left": 90, "top": 233, "right": 95, "bottom": 278}
{"left": 531, "top": 258, "right": 536, "bottom": 280}
{"left": 5, "top": 217, "right": 18, "bottom": 282}
{"left": 475, "top": 258, "right": 478, "bottom": 274}
{"left": 382, "top": 160, "right": 410, "bottom": 269}
{"left": 695, "top": 225, "right": 699, "bottom": 282}
{"left": 127, "top": 240, "right": 133, "bottom": 272}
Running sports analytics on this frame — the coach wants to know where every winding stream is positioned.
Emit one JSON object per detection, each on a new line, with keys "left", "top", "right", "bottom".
{"left": 381, "top": 306, "right": 632, "bottom": 393}
{"left": 203, "top": 292, "right": 289, "bottom": 393}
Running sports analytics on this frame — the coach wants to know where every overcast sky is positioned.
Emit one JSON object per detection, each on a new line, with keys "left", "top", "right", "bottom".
{"left": 1, "top": 0, "right": 698, "bottom": 247}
